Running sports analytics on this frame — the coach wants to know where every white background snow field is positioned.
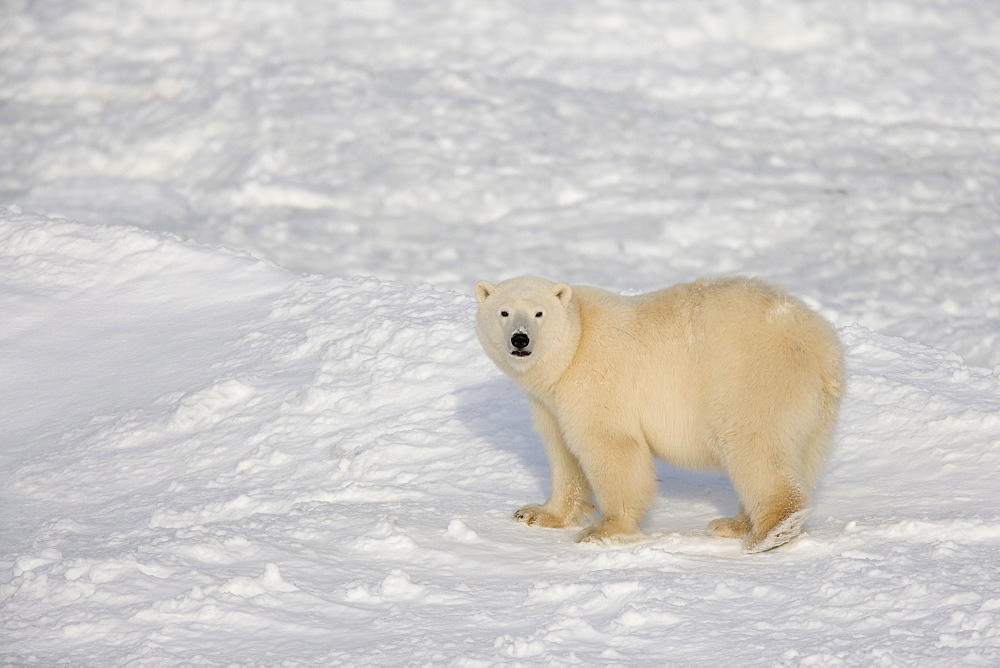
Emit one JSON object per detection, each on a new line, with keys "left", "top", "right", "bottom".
{"left": 2, "top": 1, "right": 999, "bottom": 664}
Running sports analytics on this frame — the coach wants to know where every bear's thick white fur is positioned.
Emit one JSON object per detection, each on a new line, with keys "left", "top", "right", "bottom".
{"left": 475, "top": 275, "right": 843, "bottom": 553}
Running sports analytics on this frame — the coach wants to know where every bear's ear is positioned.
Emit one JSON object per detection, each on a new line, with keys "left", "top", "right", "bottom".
{"left": 553, "top": 283, "right": 572, "bottom": 306}
{"left": 475, "top": 281, "right": 496, "bottom": 303}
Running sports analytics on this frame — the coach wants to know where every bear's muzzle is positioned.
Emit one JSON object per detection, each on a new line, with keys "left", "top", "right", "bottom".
{"left": 510, "top": 331, "right": 531, "bottom": 357}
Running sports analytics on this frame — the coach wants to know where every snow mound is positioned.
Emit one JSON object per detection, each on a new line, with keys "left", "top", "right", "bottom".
{"left": 2, "top": 214, "right": 999, "bottom": 664}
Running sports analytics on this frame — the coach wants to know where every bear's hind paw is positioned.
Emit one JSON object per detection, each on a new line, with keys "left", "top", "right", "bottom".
{"left": 742, "top": 509, "right": 810, "bottom": 554}
{"left": 708, "top": 515, "right": 751, "bottom": 539}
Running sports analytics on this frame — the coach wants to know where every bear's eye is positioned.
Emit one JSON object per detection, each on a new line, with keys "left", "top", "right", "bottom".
{"left": 535, "top": 311, "right": 544, "bottom": 318}
{"left": 500, "top": 310, "right": 509, "bottom": 318}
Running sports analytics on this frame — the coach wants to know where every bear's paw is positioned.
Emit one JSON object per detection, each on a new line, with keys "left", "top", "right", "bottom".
{"left": 707, "top": 515, "right": 751, "bottom": 540}
{"left": 742, "top": 509, "right": 810, "bottom": 554}
{"left": 574, "top": 517, "right": 642, "bottom": 544}
{"left": 513, "top": 504, "right": 571, "bottom": 529}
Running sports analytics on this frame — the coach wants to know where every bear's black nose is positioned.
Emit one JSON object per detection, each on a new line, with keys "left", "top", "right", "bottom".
{"left": 510, "top": 332, "right": 529, "bottom": 349}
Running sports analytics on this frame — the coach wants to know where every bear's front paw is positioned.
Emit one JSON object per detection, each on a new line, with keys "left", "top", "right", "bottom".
{"left": 513, "top": 504, "right": 570, "bottom": 528}
{"left": 574, "top": 517, "right": 641, "bottom": 544}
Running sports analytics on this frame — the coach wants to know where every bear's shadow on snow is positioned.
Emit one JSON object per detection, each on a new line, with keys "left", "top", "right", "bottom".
{"left": 455, "top": 378, "right": 740, "bottom": 526}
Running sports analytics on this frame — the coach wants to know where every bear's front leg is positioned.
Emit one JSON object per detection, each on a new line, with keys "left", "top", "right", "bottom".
{"left": 571, "top": 433, "right": 656, "bottom": 543}
{"left": 575, "top": 515, "right": 643, "bottom": 543}
{"left": 514, "top": 400, "right": 594, "bottom": 529}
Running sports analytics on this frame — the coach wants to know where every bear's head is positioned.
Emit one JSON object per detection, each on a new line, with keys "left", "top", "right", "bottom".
{"left": 474, "top": 276, "right": 578, "bottom": 383}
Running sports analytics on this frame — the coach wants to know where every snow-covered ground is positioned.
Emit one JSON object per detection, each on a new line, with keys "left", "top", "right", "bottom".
{"left": 2, "top": 1, "right": 999, "bottom": 664}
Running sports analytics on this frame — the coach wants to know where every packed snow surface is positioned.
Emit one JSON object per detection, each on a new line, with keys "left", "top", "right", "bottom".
{"left": 2, "top": 0, "right": 1000, "bottom": 664}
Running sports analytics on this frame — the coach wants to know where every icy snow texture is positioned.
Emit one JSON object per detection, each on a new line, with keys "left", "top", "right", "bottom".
{"left": 2, "top": 0, "right": 1000, "bottom": 664}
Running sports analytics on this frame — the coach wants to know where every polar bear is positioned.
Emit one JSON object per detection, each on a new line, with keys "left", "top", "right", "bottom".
{"left": 475, "top": 276, "right": 843, "bottom": 553}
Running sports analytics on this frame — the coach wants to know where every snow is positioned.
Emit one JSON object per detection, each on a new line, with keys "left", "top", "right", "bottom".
{"left": 2, "top": 0, "right": 999, "bottom": 664}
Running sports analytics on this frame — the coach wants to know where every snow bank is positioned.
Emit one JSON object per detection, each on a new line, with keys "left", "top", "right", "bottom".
{"left": 3, "top": 214, "right": 998, "bottom": 664}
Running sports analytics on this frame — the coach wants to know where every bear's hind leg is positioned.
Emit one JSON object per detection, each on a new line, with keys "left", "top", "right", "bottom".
{"left": 739, "top": 477, "right": 808, "bottom": 554}
{"left": 723, "top": 439, "right": 809, "bottom": 553}
{"left": 745, "top": 505, "right": 810, "bottom": 554}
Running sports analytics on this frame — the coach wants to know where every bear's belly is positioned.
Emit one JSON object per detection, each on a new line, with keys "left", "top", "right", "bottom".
{"left": 642, "top": 417, "right": 722, "bottom": 471}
